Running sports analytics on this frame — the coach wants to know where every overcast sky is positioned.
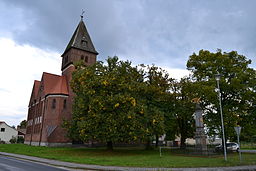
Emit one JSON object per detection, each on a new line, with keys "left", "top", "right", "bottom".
{"left": 0, "top": 0, "right": 256, "bottom": 126}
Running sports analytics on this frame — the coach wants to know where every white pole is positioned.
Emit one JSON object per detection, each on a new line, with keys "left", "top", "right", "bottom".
{"left": 237, "top": 133, "right": 242, "bottom": 162}
{"left": 216, "top": 78, "right": 227, "bottom": 161}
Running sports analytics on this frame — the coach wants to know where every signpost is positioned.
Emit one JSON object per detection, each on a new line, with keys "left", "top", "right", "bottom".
{"left": 234, "top": 126, "right": 242, "bottom": 162}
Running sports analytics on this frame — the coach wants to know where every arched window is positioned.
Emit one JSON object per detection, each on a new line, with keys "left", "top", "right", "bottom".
{"left": 81, "top": 55, "right": 84, "bottom": 60}
{"left": 85, "top": 56, "right": 88, "bottom": 63}
{"left": 64, "top": 55, "right": 68, "bottom": 64}
{"left": 52, "top": 99, "right": 56, "bottom": 109}
{"left": 63, "top": 99, "right": 67, "bottom": 109}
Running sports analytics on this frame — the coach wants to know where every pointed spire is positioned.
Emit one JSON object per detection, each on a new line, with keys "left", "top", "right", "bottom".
{"left": 62, "top": 15, "right": 98, "bottom": 56}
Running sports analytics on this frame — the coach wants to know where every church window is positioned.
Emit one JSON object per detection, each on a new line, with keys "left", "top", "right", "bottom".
{"left": 1, "top": 128, "right": 5, "bottom": 132}
{"left": 64, "top": 56, "right": 68, "bottom": 64}
{"left": 81, "top": 37, "right": 87, "bottom": 47}
{"left": 85, "top": 56, "right": 88, "bottom": 63}
{"left": 63, "top": 99, "right": 67, "bottom": 109}
{"left": 52, "top": 99, "right": 56, "bottom": 109}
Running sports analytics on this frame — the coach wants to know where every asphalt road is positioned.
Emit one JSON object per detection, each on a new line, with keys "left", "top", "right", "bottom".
{"left": 0, "top": 155, "right": 69, "bottom": 171}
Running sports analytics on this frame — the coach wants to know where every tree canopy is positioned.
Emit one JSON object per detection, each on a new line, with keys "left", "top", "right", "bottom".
{"left": 187, "top": 49, "right": 256, "bottom": 140}
{"left": 65, "top": 57, "right": 171, "bottom": 149}
{"left": 64, "top": 49, "right": 256, "bottom": 149}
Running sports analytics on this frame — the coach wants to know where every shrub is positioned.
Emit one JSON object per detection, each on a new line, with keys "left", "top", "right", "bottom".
{"left": 0, "top": 138, "right": 5, "bottom": 144}
{"left": 17, "top": 136, "right": 24, "bottom": 143}
{"left": 251, "top": 135, "right": 256, "bottom": 143}
{"left": 9, "top": 136, "right": 17, "bottom": 144}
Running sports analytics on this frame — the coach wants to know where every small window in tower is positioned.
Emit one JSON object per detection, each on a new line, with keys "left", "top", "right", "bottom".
{"left": 1, "top": 128, "right": 5, "bottom": 132}
{"left": 63, "top": 99, "right": 67, "bottom": 109}
{"left": 81, "top": 37, "right": 87, "bottom": 47}
{"left": 64, "top": 56, "right": 68, "bottom": 64}
{"left": 81, "top": 55, "right": 84, "bottom": 60}
{"left": 52, "top": 99, "right": 56, "bottom": 109}
{"left": 85, "top": 56, "right": 88, "bottom": 63}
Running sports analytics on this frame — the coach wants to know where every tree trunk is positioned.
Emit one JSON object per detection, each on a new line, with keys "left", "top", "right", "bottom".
{"left": 155, "top": 135, "right": 159, "bottom": 148}
{"left": 180, "top": 134, "right": 186, "bottom": 149}
{"left": 107, "top": 141, "right": 113, "bottom": 151}
{"left": 145, "top": 139, "right": 152, "bottom": 150}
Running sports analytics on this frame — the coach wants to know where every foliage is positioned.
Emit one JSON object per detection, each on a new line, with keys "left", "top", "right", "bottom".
{"left": 169, "top": 77, "right": 196, "bottom": 147}
{"left": 17, "top": 120, "right": 27, "bottom": 129}
{"left": 187, "top": 49, "right": 256, "bottom": 140}
{"left": 9, "top": 136, "right": 17, "bottom": 144}
{"left": 17, "top": 136, "right": 24, "bottom": 143}
{"left": 139, "top": 64, "right": 173, "bottom": 147}
{"left": 0, "top": 138, "right": 5, "bottom": 144}
{"left": 65, "top": 57, "right": 170, "bottom": 149}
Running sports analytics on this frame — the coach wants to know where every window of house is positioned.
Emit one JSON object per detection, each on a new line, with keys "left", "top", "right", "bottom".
{"left": 85, "top": 56, "right": 88, "bottom": 63}
{"left": 81, "top": 55, "right": 84, "bottom": 60}
{"left": 63, "top": 99, "right": 67, "bottom": 109}
{"left": 1, "top": 128, "right": 5, "bottom": 132}
{"left": 52, "top": 99, "right": 56, "bottom": 109}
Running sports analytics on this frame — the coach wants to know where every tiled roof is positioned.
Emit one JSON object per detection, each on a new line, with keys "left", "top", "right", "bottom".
{"left": 17, "top": 128, "right": 26, "bottom": 135}
{"left": 42, "top": 72, "right": 69, "bottom": 96}
{"left": 34, "top": 80, "right": 41, "bottom": 97}
{"left": 28, "top": 80, "right": 41, "bottom": 105}
{"left": 62, "top": 19, "right": 98, "bottom": 56}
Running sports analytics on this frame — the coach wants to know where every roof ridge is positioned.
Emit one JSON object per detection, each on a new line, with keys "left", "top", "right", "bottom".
{"left": 43, "top": 72, "right": 61, "bottom": 77}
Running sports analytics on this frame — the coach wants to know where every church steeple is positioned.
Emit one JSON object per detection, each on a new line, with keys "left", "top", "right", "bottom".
{"left": 62, "top": 19, "right": 98, "bottom": 56}
{"left": 61, "top": 17, "right": 98, "bottom": 72}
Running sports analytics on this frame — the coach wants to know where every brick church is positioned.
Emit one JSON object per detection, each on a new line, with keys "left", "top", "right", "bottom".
{"left": 25, "top": 16, "right": 98, "bottom": 146}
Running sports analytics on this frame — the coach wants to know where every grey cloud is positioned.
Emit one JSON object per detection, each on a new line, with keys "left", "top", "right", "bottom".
{"left": 1, "top": 0, "right": 256, "bottom": 69}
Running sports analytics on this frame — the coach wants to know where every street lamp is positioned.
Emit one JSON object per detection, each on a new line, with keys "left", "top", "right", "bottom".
{"left": 215, "top": 73, "right": 227, "bottom": 161}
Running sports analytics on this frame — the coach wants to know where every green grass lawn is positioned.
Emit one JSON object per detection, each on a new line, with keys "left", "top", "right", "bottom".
{"left": 0, "top": 144, "right": 255, "bottom": 168}
{"left": 241, "top": 142, "right": 256, "bottom": 150}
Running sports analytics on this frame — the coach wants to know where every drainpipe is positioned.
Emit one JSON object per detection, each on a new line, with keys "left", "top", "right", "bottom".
{"left": 39, "top": 98, "right": 46, "bottom": 146}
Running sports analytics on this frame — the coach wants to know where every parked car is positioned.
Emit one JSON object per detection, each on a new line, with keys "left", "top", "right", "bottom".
{"left": 215, "top": 142, "right": 239, "bottom": 152}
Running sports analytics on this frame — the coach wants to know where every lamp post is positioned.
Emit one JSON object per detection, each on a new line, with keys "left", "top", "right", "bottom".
{"left": 215, "top": 73, "right": 227, "bottom": 161}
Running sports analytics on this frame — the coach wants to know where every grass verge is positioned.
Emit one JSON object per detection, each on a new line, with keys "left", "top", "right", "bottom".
{"left": 0, "top": 144, "right": 255, "bottom": 168}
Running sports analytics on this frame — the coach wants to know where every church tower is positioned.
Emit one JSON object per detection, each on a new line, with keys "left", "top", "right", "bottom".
{"left": 61, "top": 16, "right": 98, "bottom": 84}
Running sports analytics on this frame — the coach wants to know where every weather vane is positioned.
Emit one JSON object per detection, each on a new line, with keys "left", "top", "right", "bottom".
{"left": 80, "top": 9, "right": 85, "bottom": 20}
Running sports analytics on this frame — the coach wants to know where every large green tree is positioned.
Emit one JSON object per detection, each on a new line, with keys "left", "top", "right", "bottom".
{"left": 169, "top": 77, "right": 196, "bottom": 148}
{"left": 65, "top": 57, "right": 169, "bottom": 150}
{"left": 139, "top": 65, "right": 172, "bottom": 148}
{"left": 187, "top": 49, "right": 256, "bottom": 140}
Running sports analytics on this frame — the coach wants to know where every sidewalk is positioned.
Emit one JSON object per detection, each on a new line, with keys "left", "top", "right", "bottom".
{"left": 1, "top": 152, "right": 256, "bottom": 171}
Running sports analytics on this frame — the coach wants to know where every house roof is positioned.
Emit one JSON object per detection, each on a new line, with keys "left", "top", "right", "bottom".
{"left": 62, "top": 19, "right": 98, "bottom": 56}
{"left": 42, "top": 72, "right": 69, "bottom": 96}
{"left": 17, "top": 128, "right": 26, "bottom": 135}
{"left": 0, "top": 121, "right": 17, "bottom": 132}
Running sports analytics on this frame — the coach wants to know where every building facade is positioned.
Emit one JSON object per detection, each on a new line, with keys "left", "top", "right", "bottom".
{"left": 0, "top": 121, "right": 18, "bottom": 143}
{"left": 24, "top": 17, "right": 98, "bottom": 146}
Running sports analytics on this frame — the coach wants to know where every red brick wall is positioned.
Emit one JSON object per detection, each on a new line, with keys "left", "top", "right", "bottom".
{"left": 40, "top": 96, "right": 71, "bottom": 143}
{"left": 25, "top": 47, "right": 97, "bottom": 145}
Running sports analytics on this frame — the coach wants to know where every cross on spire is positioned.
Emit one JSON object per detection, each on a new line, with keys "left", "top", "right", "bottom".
{"left": 80, "top": 10, "right": 85, "bottom": 20}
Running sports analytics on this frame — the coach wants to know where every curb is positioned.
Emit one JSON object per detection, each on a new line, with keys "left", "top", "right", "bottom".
{"left": 1, "top": 152, "right": 256, "bottom": 171}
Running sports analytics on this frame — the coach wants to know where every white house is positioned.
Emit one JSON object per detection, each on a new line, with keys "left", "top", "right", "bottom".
{"left": 0, "top": 121, "right": 18, "bottom": 143}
